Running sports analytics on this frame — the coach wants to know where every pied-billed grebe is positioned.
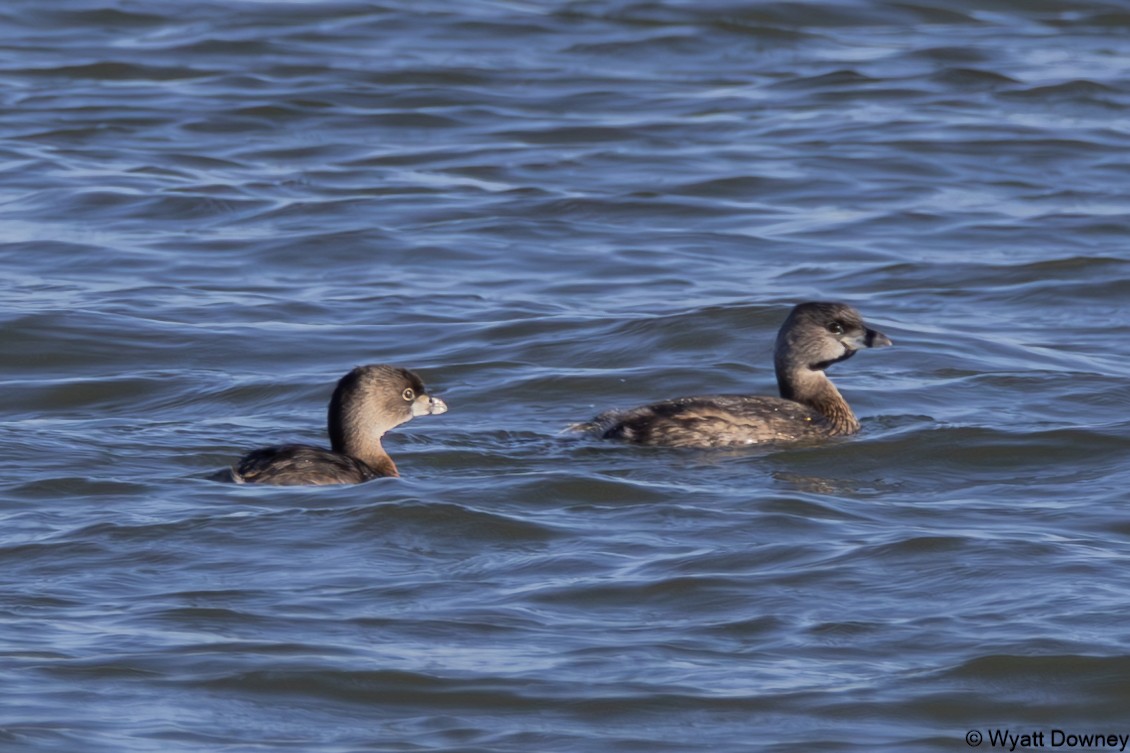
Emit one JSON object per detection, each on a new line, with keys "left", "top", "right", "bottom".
{"left": 230, "top": 364, "right": 447, "bottom": 485}
{"left": 570, "top": 302, "right": 891, "bottom": 448}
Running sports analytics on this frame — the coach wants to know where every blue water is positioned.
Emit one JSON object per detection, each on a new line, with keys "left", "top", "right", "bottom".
{"left": 3, "top": 2, "right": 1130, "bottom": 751}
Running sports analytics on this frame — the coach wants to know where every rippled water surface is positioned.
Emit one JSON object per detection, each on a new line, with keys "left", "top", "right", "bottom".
{"left": 3, "top": 1, "right": 1130, "bottom": 751}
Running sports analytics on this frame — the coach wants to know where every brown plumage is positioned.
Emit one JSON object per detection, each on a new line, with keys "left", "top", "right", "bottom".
{"left": 571, "top": 302, "right": 892, "bottom": 448}
{"left": 230, "top": 364, "right": 447, "bottom": 486}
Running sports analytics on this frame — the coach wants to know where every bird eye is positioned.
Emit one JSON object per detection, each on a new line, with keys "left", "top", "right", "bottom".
{"left": 402, "top": 388, "right": 416, "bottom": 401}
{"left": 827, "top": 321, "right": 845, "bottom": 335}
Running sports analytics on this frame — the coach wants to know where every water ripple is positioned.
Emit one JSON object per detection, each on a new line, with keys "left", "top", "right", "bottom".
{"left": 3, "top": 2, "right": 1130, "bottom": 751}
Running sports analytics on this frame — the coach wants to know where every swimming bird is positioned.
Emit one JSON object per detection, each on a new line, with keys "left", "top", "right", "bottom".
{"left": 231, "top": 364, "right": 446, "bottom": 485}
{"left": 570, "top": 302, "right": 891, "bottom": 448}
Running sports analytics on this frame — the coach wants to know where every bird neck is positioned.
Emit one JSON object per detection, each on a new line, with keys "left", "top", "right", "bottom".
{"left": 331, "top": 421, "right": 399, "bottom": 477}
{"left": 777, "top": 367, "right": 860, "bottom": 435}
{"left": 360, "top": 446, "right": 399, "bottom": 478}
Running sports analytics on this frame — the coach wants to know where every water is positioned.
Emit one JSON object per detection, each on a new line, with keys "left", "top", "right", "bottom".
{"left": 3, "top": 1, "right": 1130, "bottom": 751}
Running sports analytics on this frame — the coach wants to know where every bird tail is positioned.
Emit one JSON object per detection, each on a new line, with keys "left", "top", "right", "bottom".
{"left": 560, "top": 420, "right": 596, "bottom": 435}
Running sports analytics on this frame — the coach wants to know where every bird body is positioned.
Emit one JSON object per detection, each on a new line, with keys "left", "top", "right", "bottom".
{"left": 572, "top": 302, "right": 891, "bottom": 449}
{"left": 231, "top": 364, "right": 446, "bottom": 486}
